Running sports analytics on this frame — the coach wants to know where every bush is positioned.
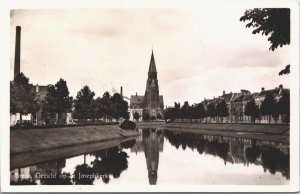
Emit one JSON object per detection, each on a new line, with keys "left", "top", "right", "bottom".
{"left": 150, "top": 116, "right": 156, "bottom": 121}
{"left": 119, "top": 119, "right": 136, "bottom": 130}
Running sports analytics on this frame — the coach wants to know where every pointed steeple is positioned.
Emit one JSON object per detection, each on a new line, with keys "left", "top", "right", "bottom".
{"left": 148, "top": 50, "right": 157, "bottom": 79}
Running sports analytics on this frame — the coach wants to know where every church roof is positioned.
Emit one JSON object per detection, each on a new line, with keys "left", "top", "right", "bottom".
{"left": 148, "top": 50, "right": 157, "bottom": 73}
{"left": 130, "top": 95, "right": 144, "bottom": 106}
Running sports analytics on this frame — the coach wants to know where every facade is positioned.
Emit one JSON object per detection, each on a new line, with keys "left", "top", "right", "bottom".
{"left": 201, "top": 85, "right": 289, "bottom": 124}
{"left": 129, "top": 50, "right": 164, "bottom": 121}
{"left": 254, "top": 85, "right": 289, "bottom": 124}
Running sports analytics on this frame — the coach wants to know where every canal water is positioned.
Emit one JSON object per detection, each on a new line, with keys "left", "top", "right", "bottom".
{"left": 10, "top": 128, "right": 289, "bottom": 185}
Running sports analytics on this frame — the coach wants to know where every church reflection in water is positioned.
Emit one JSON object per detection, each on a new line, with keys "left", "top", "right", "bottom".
{"left": 131, "top": 128, "right": 164, "bottom": 185}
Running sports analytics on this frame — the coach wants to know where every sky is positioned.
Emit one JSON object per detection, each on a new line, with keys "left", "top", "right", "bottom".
{"left": 10, "top": 8, "right": 290, "bottom": 107}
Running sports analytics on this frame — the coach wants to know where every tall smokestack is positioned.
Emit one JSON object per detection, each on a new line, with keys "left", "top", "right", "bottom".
{"left": 14, "top": 26, "right": 21, "bottom": 79}
{"left": 120, "top": 86, "right": 123, "bottom": 97}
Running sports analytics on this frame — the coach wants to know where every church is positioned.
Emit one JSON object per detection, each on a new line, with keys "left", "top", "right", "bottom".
{"left": 129, "top": 50, "right": 164, "bottom": 121}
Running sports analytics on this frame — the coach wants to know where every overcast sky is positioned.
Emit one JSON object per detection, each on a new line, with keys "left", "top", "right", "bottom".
{"left": 10, "top": 8, "right": 290, "bottom": 106}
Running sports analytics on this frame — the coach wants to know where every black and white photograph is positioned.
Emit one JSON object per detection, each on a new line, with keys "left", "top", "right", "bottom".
{"left": 0, "top": 0, "right": 299, "bottom": 192}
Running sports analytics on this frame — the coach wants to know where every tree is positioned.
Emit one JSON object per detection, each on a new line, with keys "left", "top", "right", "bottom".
{"left": 93, "top": 97, "right": 103, "bottom": 120}
{"left": 99, "top": 92, "right": 113, "bottom": 122}
{"left": 192, "top": 103, "right": 206, "bottom": 122}
{"left": 216, "top": 100, "right": 229, "bottom": 122}
{"left": 142, "top": 110, "right": 150, "bottom": 121}
{"left": 111, "top": 93, "right": 128, "bottom": 122}
{"left": 240, "top": 8, "right": 290, "bottom": 51}
{"left": 164, "top": 107, "right": 175, "bottom": 122}
{"left": 206, "top": 103, "right": 216, "bottom": 122}
{"left": 133, "top": 111, "right": 140, "bottom": 121}
{"left": 43, "top": 79, "right": 72, "bottom": 125}
{"left": 156, "top": 113, "right": 162, "bottom": 120}
{"left": 277, "top": 91, "right": 290, "bottom": 123}
{"left": 73, "top": 86, "right": 95, "bottom": 122}
{"left": 244, "top": 99, "right": 260, "bottom": 123}
{"left": 260, "top": 93, "right": 276, "bottom": 124}
{"left": 174, "top": 102, "right": 181, "bottom": 121}
{"left": 181, "top": 101, "right": 191, "bottom": 121}
{"left": 279, "top": 64, "right": 290, "bottom": 76}
{"left": 10, "top": 73, "right": 39, "bottom": 126}
{"left": 240, "top": 8, "right": 290, "bottom": 74}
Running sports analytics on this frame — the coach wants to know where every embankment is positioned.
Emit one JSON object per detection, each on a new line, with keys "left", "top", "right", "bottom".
{"left": 163, "top": 122, "right": 289, "bottom": 144}
{"left": 164, "top": 122, "right": 289, "bottom": 134}
{"left": 10, "top": 125, "right": 139, "bottom": 155}
{"left": 136, "top": 121, "right": 165, "bottom": 128}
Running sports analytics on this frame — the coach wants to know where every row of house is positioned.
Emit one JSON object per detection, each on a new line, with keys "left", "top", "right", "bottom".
{"left": 201, "top": 84, "right": 289, "bottom": 124}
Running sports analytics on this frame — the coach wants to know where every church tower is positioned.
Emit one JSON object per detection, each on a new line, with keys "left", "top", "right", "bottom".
{"left": 144, "top": 50, "right": 164, "bottom": 117}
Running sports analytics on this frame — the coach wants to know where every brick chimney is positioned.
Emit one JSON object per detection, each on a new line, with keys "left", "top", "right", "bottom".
{"left": 223, "top": 90, "right": 225, "bottom": 95}
{"left": 14, "top": 26, "right": 21, "bottom": 79}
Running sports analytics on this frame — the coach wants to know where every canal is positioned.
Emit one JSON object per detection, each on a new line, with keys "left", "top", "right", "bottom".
{"left": 10, "top": 128, "right": 289, "bottom": 185}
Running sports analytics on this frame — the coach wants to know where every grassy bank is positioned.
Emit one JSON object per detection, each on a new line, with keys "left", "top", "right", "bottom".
{"left": 164, "top": 122, "right": 289, "bottom": 134}
{"left": 164, "top": 122, "right": 289, "bottom": 144}
{"left": 10, "top": 125, "right": 139, "bottom": 155}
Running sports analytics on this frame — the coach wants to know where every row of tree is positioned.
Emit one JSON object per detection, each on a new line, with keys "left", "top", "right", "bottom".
{"left": 10, "top": 73, "right": 128, "bottom": 126}
{"left": 164, "top": 100, "right": 229, "bottom": 122}
{"left": 164, "top": 92, "right": 290, "bottom": 124}
{"left": 72, "top": 86, "right": 128, "bottom": 123}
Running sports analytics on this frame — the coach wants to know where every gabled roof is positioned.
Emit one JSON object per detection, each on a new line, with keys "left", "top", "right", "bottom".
{"left": 233, "top": 94, "right": 245, "bottom": 102}
{"left": 257, "top": 88, "right": 289, "bottom": 97}
{"left": 130, "top": 95, "right": 144, "bottom": 106}
{"left": 258, "top": 88, "right": 280, "bottom": 97}
{"left": 230, "top": 93, "right": 242, "bottom": 102}
{"left": 244, "top": 93, "right": 259, "bottom": 101}
{"left": 221, "top": 93, "right": 233, "bottom": 101}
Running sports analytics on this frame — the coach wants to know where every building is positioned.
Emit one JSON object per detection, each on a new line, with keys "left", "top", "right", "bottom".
{"left": 230, "top": 90, "right": 252, "bottom": 123}
{"left": 254, "top": 85, "right": 289, "bottom": 124}
{"left": 129, "top": 50, "right": 164, "bottom": 121}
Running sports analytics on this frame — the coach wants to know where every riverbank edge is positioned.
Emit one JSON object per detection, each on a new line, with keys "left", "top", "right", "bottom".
{"left": 10, "top": 125, "right": 139, "bottom": 155}
{"left": 163, "top": 122, "right": 289, "bottom": 134}
{"left": 136, "top": 122, "right": 289, "bottom": 134}
{"left": 137, "top": 122, "right": 289, "bottom": 143}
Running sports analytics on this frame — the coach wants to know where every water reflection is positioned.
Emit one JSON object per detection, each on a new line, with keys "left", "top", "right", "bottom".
{"left": 164, "top": 130, "right": 289, "bottom": 179}
{"left": 89, "top": 147, "right": 129, "bottom": 184}
{"left": 10, "top": 128, "right": 289, "bottom": 185}
{"left": 131, "top": 129, "right": 164, "bottom": 185}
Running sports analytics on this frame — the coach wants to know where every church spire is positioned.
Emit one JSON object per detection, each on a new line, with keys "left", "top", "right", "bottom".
{"left": 148, "top": 50, "right": 157, "bottom": 79}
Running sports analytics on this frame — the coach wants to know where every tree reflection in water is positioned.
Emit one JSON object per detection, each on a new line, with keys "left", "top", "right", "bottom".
{"left": 10, "top": 167, "right": 37, "bottom": 185}
{"left": 90, "top": 147, "right": 129, "bottom": 184}
{"left": 73, "top": 164, "right": 95, "bottom": 185}
{"left": 164, "top": 130, "right": 289, "bottom": 179}
{"left": 39, "top": 159, "right": 72, "bottom": 185}
{"left": 10, "top": 178, "right": 37, "bottom": 185}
